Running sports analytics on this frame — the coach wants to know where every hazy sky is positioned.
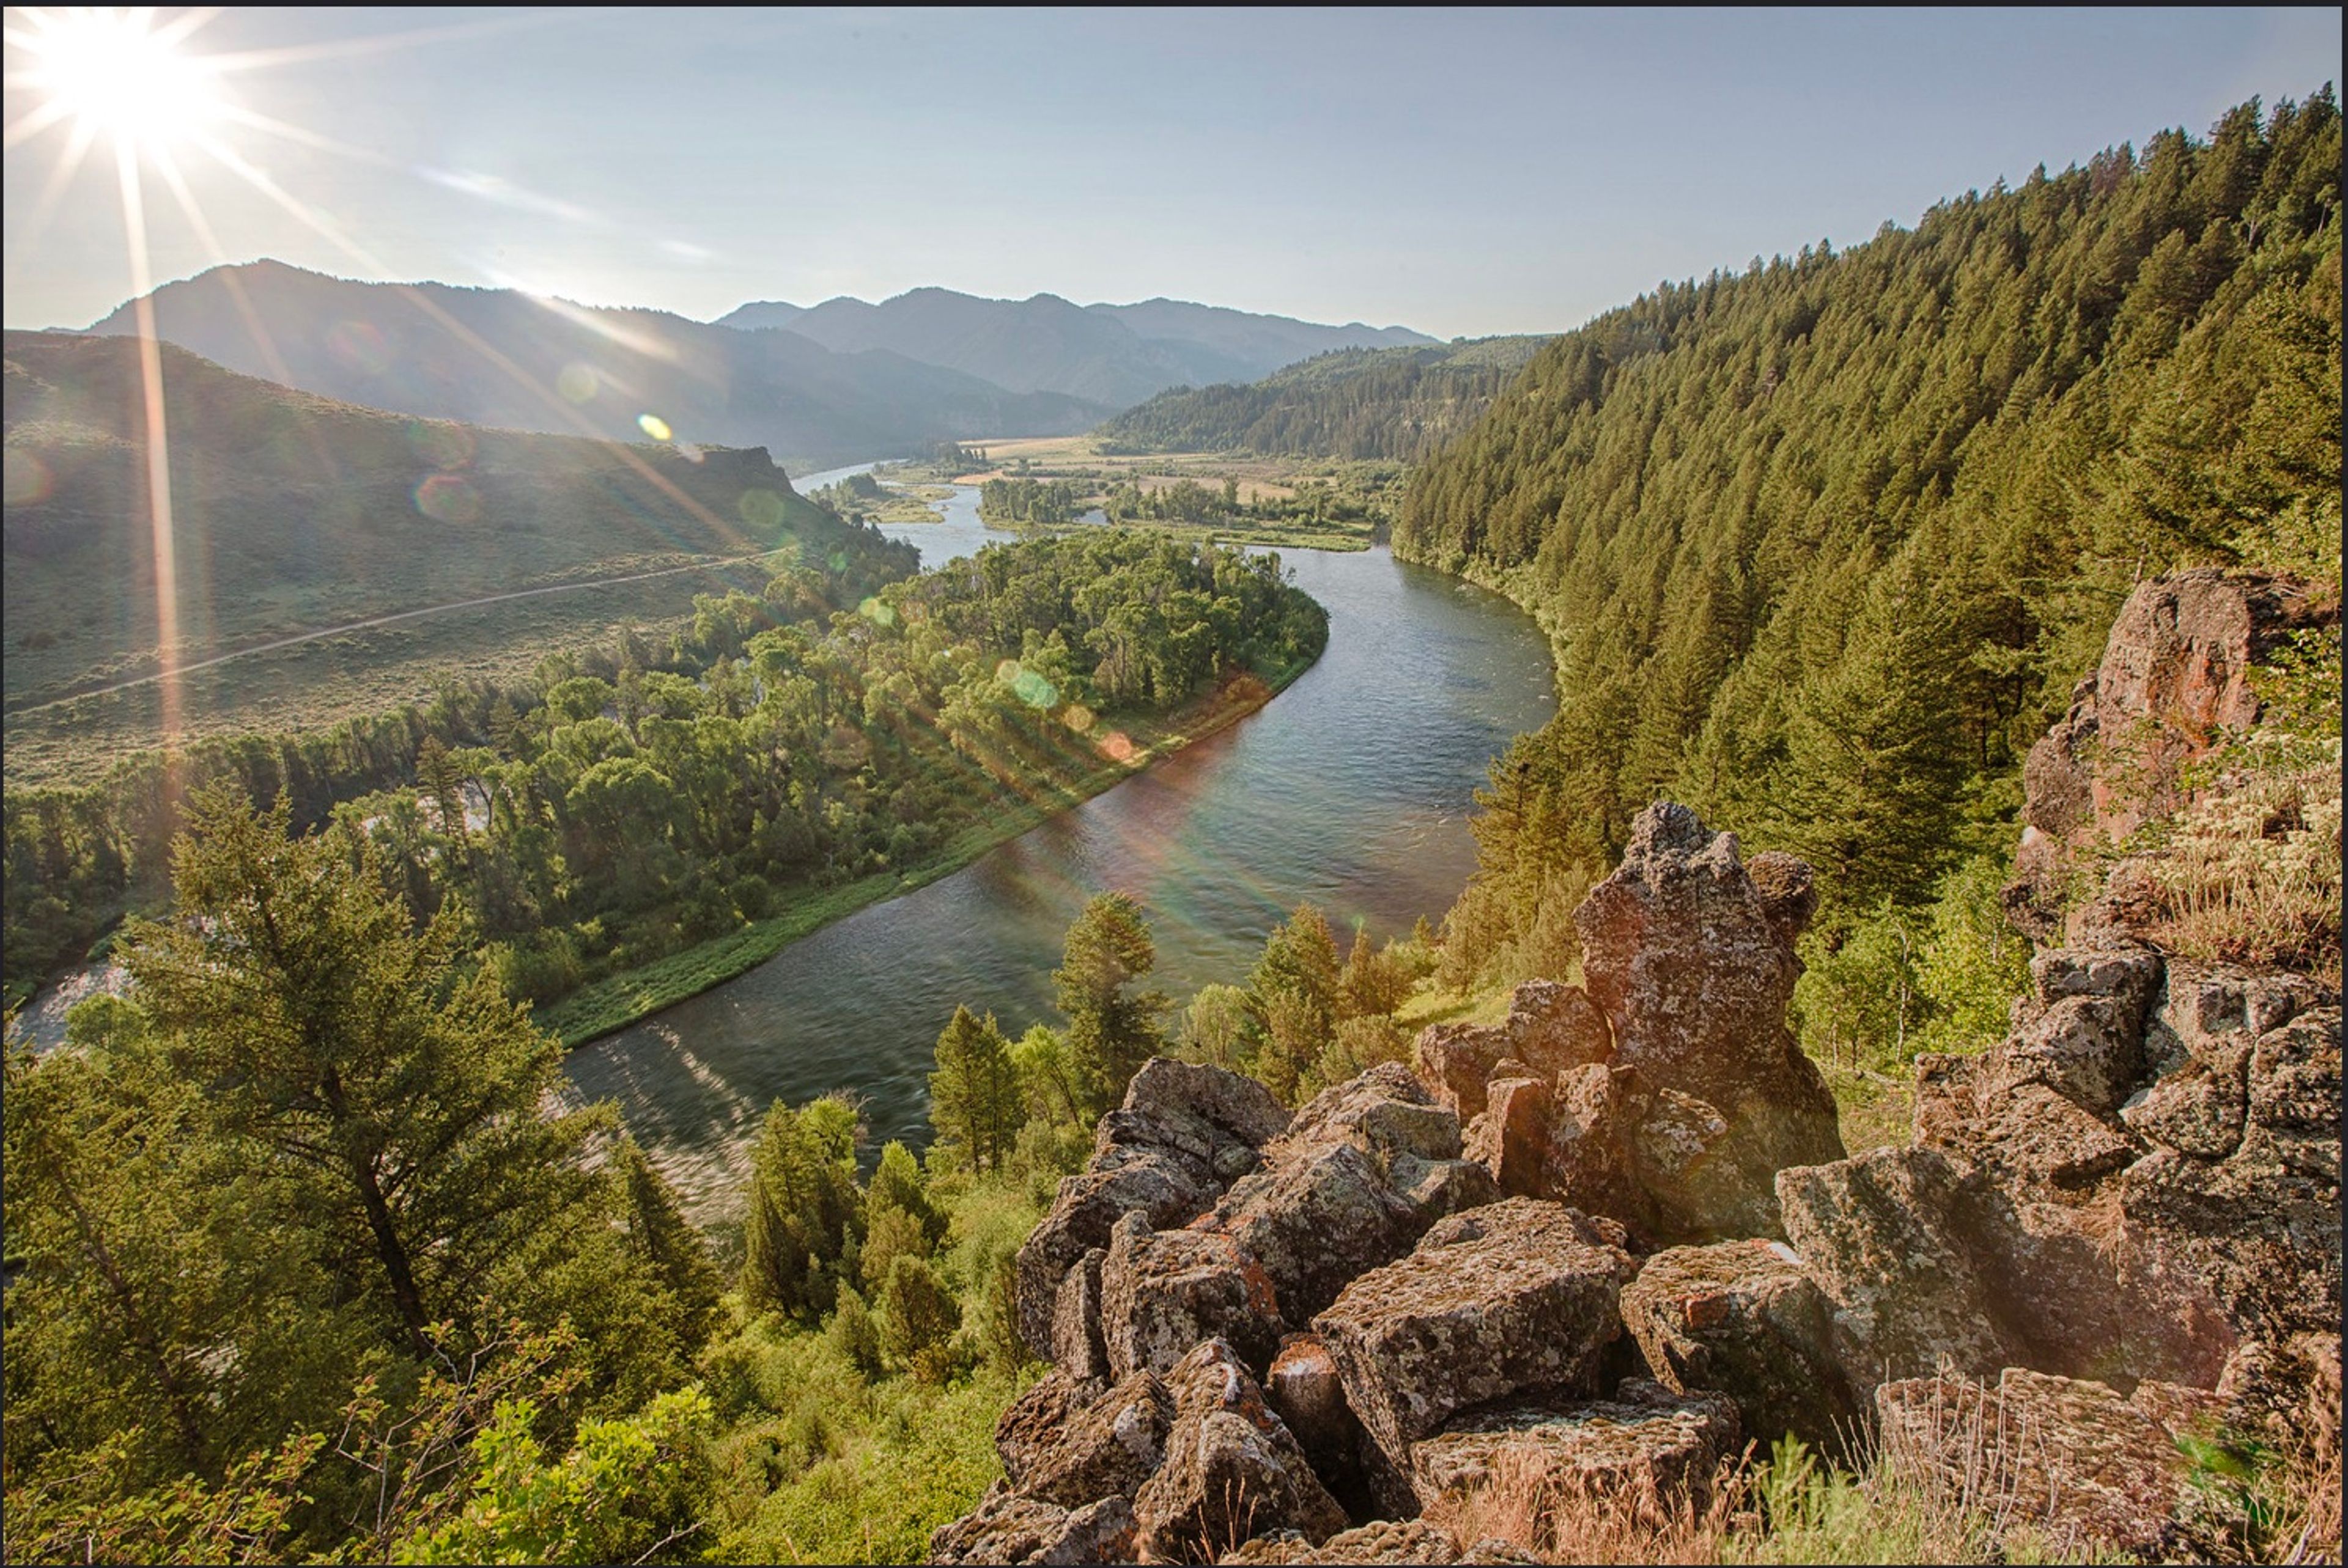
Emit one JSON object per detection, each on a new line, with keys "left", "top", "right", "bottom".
{"left": 4, "top": 7, "right": 2339, "bottom": 338}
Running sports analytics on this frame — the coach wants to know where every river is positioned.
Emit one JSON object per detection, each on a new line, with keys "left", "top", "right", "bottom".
{"left": 561, "top": 472, "right": 1556, "bottom": 1227}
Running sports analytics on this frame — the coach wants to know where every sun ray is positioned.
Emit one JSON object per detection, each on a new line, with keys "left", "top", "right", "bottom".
{"left": 113, "top": 131, "right": 183, "bottom": 763}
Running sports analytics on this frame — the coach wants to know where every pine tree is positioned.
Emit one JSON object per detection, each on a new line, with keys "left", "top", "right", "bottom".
{"left": 927, "top": 1006, "right": 1021, "bottom": 1172}
{"left": 739, "top": 1094, "right": 865, "bottom": 1324}
{"left": 1054, "top": 893, "right": 1169, "bottom": 1115}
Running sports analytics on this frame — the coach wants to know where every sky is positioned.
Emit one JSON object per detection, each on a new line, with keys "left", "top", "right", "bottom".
{"left": 4, "top": 6, "right": 2340, "bottom": 339}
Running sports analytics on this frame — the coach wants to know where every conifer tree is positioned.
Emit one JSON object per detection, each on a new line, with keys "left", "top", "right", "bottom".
{"left": 1054, "top": 893, "right": 1169, "bottom": 1115}
{"left": 927, "top": 1006, "right": 1021, "bottom": 1172}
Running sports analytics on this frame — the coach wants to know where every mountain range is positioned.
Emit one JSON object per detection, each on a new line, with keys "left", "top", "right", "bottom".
{"left": 715, "top": 289, "right": 1434, "bottom": 407}
{"left": 80, "top": 263, "right": 1437, "bottom": 469}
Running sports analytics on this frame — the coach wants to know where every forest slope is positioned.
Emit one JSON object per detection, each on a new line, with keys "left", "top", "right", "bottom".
{"left": 3, "top": 332, "right": 910, "bottom": 754}
{"left": 1096, "top": 335, "right": 1548, "bottom": 462}
{"left": 1395, "top": 92, "right": 2342, "bottom": 988}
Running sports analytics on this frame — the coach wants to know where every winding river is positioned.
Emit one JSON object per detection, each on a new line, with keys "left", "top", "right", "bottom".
{"left": 563, "top": 469, "right": 1555, "bottom": 1226}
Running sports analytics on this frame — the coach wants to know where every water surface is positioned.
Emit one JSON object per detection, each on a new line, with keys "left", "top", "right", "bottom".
{"left": 566, "top": 487, "right": 1553, "bottom": 1224}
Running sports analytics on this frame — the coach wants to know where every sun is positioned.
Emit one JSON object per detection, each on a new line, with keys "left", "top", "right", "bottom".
{"left": 9, "top": 7, "right": 226, "bottom": 152}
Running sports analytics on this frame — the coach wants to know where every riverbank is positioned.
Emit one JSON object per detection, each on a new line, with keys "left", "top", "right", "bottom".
{"left": 533, "top": 651, "right": 1321, "bottom": 1047}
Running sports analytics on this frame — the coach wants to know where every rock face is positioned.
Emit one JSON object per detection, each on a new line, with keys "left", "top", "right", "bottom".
{"left": 1017, "top": 1060, "right": 1291, "bottom": 1358}
{"left": 1409, "top": 1380, "right": 1741, "bottom": 1511}
{"left": 1132, "top": 1339, "right": 1349, "bottom": 1562}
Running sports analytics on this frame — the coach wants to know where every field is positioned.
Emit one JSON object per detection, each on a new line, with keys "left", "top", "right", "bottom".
{"left": 4, "top": 551, "right": 793, "bottom": 789}
{"left": 884, "top": 433, "right": 1398, "bottom": 551}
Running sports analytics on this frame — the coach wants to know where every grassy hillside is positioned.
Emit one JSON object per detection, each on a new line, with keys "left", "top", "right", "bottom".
{"left": 82, "top": 262, "right": 1107, "bottom": 469}
{"left": 1096, "top": 334, "right": 1548, "bottom": 460}
{"left": 1394, "top": 92, "right": 2341, "bottom": 988}
{"left": 4, "top": 331, "right": 915, "bottom": 771}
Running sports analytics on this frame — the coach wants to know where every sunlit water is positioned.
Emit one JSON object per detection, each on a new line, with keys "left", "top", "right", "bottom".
{"left": 564, "top": 479, "right": 1556, "bottom": 1226}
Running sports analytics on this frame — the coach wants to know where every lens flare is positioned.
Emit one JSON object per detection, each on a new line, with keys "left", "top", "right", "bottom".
{"left": 1102, "top": 731, "right": 1137, "bottom": 763}
{"left": 637, "top": 413, "right": 673, "bottom": 441}
{"left": 413, "top": 471, "right": 482, "bottom": 523}
{"left": 14, "top": 7, "right": 227, "bottom": 152}
{"left": 556, "top": 362, "right": 599, "bottom": 402}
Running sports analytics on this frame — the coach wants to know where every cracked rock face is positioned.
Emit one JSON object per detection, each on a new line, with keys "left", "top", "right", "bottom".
{"left": 1618, "top": 1238, "right": 1856, "bottom": 1455}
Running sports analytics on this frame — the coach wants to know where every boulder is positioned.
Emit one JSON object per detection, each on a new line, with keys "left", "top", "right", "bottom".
{"left": 1463, "top": 1075, "right": 1550, "bottom": 1196}
{"left": 928, "top": 1485, "right": 1138, "bottom": 1564}
{"left": 1050, "top": 1248, "right": 1110, "bottom": 1383}
{"left": 1206, "top": 1066, "right": 1493, "bottom": 1328}
{"left": 1875, "top": 1367, "right": 2201, "bottom": 1556}
{"left": 1102, "top": 1213, "right": 1284, "bottom": 1379}
{"left": 1313, "top": 1200, "right": 1637, "bottom": 1494}
{"left": 1617, "top": 1239, "right": 1857, "bottom": 1453}
{"left": 1132, "top": 1338, "right": 1348, "bottom": 1563}
{"left": 1563, "top": 802, "right": 1845, "bottom": 1238}
{"left": 1220, "top": 1518, "right": 1466, "bottom": 1564}
{"left": 1264, "top": 1334, "right": 1370, "bottom": 1515}
{"left": 1409, "top": 1381, "right": 1741, "bottom": 1512}
{"left": 1018, "top": 1060, "right": 1290, "bottom": 1358}
{"left": 1019, "top": 1368, "right": 1176, "bottom": 1509}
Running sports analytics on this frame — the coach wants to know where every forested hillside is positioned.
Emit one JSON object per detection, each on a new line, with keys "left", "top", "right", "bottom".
{"left": 1398, "top": 93, "right": 2342, "bottom": 996}
{"left": 1096, "top": 336, "right": 1546, "bottom": 461}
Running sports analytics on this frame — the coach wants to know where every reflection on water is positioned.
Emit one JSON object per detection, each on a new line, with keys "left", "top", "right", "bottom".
{"left": 566, "top": 492, "right": 1556, "bottom": 1226}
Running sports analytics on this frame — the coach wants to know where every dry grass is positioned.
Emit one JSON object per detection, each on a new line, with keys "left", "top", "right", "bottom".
{"left": 2144, "top": 759, "right": 2342, "bottom": 987}
{"left": 1420, "top": 1447, "right": 1744, "bottom": 1564}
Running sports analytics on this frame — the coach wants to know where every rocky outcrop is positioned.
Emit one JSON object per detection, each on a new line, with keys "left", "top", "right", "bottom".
{"left": 2005, "top": 570, "right": 2330, "bottom": 941}
{"left": 1433, "top": 804, "right": 1845, "bottom": 1246}
{"left": 936, "top": 565, "right": 2340, "bottom": 1561}
{"left": 1409, "top": 1380, "right": 1741, "bottom": 1511}
{"left": 1132, "top": 1339, "right": 1349, "bottom": 1562}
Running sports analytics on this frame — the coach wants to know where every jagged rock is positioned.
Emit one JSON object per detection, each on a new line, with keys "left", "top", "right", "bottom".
{"left": 928, "top": 1486, "right": 1138, "bottom": 1564}
{"left": 1412, "top": 982, "right": 1611, "bottom": 1121}
{"left": 1102, "top": 1212, "right": 1285, "bottom": 1378}
{"left": 1776, "top": 1146, "right": 2009, "bottom": 1388}
{"left": 1915, "top": 1060, "right": 2140, "bottom": 1199}
{"left": 1019, "top": 1060, "right": 1290, "bottom": 1358}
{"left": 1021, "top": 1369, "right": 1176, "bottom": 1509}
{"left": 1560, "top": 803, "right": 1844, "bottom": 1239}
{"left": 1205, "top": 1066, "right": 1494, "bottom": 1328}
{"left": 1132, "top": 1338, "right": 1348, "bottom": 1563}
{"left": 1313, "top": 1200, "right": 1637, "bottom": 1499}
{"left": 1410, "top": 1380, "right": 1741, "bottom": 1512}
{"left": 2005, "top": 995, "right": 2145, "bottom": 1116}
{"left": 1875, "top": 1367, "right": 2200, "bottom": 1555}
{"left": 2005, "top": 572, "right": 2327, "bottom": 938}
{"left": 1574, "top": 803, "right": 1804, "bottom": 1105}
{"left": 997, "top": 1370, "right": 1106, "bottom": 1487}
{"left": 2116, "top": 1144, "right": 2340, "bottom": 1350}
{"left": 1540, "top": 1064, "right": 1641, "bottom": 1220}
{"left": 2245, "top": 1006, "right": 2343, "bottom": 1179}
{"left": 1618, "top": 1239, "right": 1857, "bottom": 1452}
{"left": 1051, "top": 1248, "right": 1110, "bottom": 1382}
